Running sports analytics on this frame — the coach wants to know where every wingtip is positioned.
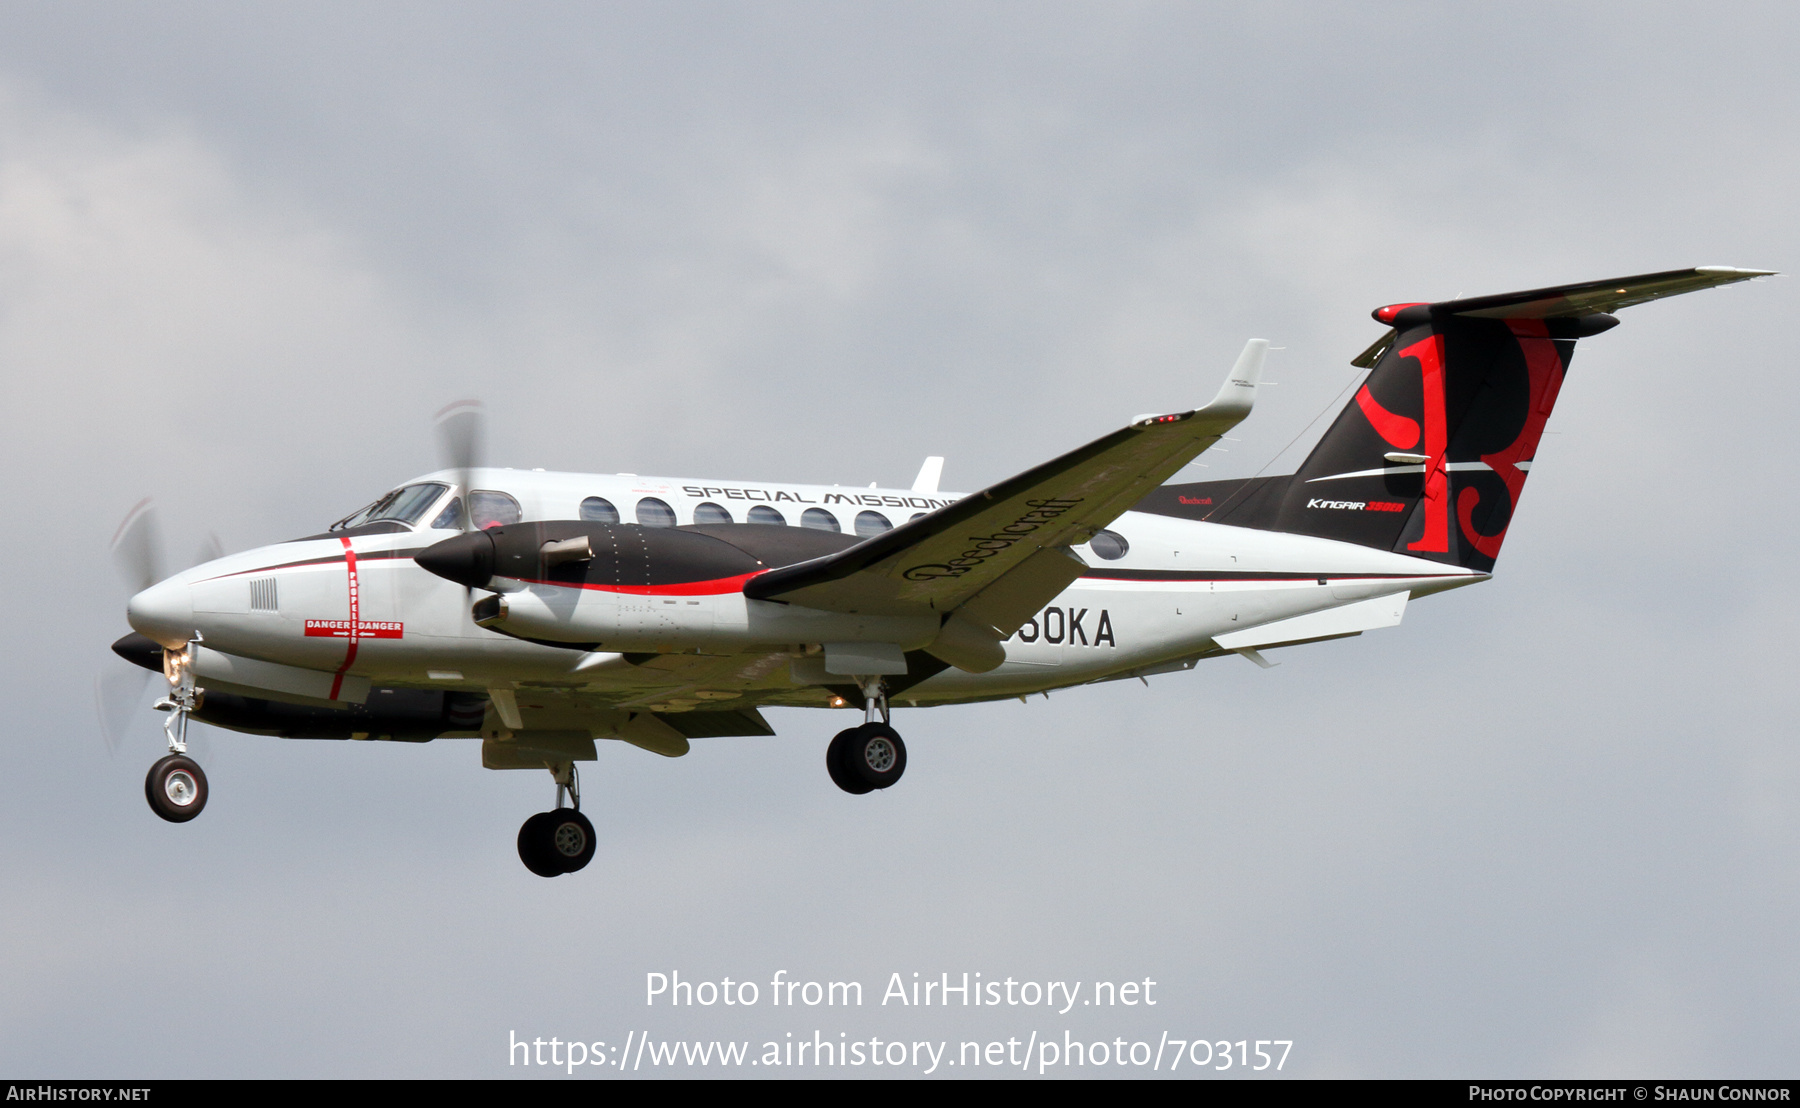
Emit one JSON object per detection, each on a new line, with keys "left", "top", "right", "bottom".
{"left": 1194, "top": 338, "right": 1265, "bottom": 420}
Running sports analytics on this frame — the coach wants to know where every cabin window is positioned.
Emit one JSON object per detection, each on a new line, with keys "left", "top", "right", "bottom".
{"left": 580, "top": 496, "right": 620, "bottom": 524}
{"left": 747, "top": 505, "right": 786, "bottom": 525}
{"left": 854, "top": 510, "right": 892, "bottom": 537}
{"left": 469, "top": 490, "right": 523, "bottom": 530}
{"left": 693, "top": 502, "right": 733, "bottom": 525}
{"left": 909, "top": 512, "right": 928, "bottom": 522}
{"left": 801, "top": 507, "right": 841, "bottom": 533}
{"left": 636, "top": 497, "right": 677, "bottom": 528}
{"left": 1088, "top": 530, "right": 1129, "bottom": 560}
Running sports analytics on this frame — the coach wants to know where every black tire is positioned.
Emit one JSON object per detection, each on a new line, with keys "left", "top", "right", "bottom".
{"left": 145, "top": 754, "right": 208, "bottom": 823}
{"left": 846, "top": 723, "right": 907, "bottom": 790}
{"left": 517, "top": 812, "right": 563, "bottom": 877}
{"left": 543, "top": 809, "right": 597, "bottom": 873}
{"left": 826, "top": 727, "right": 875, "bottom": 795}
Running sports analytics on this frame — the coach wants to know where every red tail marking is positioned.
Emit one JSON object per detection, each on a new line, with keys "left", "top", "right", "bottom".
{"left": 1455, "top": 319, "right": 1564, "bottom": 558}
{"left": 1355, "top": 385, "right": 1422, "bottom": 450}
{"left": 1399, "top": 334, "right": 1449, "bottom": 553}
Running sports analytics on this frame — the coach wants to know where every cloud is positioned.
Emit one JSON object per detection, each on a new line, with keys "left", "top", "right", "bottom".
{"left": 2, "top": 5, "right": 1797, "bottom": 1077}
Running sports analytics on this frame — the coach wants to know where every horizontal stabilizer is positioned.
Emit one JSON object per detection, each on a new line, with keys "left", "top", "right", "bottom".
{"left": 1434, "top": 265, "right": 1775, "bottom": 320}
{"left": 1353, "top": 265, "right": 1775, "bottom": 366}
{"left": 1213, "top": 592, "right": 1407, "bottom": 651}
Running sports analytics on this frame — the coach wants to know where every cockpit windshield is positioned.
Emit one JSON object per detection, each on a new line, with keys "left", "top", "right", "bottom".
{"left": 330, "top": 482, "right": 449, "bottom": 531}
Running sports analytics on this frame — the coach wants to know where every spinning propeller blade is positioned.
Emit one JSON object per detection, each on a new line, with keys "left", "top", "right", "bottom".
{"left": 102, "top": 502, "right": 226, "bottom": 755}
{"left": 434, "top": 399, "right": 486, "bottom": 532}
{"left": 94, "top": 668, "right": 153, "bottom": 757}
{"left": 110, "top": 498, "right": 164, "bottom": 595}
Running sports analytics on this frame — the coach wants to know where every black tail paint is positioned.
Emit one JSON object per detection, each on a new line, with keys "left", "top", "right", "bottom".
{"left": 1132, "top": 274, "right": 1696, "bottom": 573}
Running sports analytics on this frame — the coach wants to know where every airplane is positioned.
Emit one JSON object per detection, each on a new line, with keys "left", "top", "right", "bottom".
{"left": 107, "top": 265, "right": 1773, "bottom": 876}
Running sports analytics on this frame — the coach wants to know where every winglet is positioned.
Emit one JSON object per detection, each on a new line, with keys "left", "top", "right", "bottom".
{"left": 1200, "top": 338, "right": 1267, "bottom": 419}
{"left": 911, "top": 456, "right": 945, "bottom": 495}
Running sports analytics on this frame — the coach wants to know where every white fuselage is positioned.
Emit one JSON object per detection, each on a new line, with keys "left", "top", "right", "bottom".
{"left": 128, "top": 468, "right": 1482, "bottom": 712}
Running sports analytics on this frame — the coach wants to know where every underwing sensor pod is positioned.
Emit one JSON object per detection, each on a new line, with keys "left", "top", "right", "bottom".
{"left": 107, "top": 266, "right": 1774, "bottom": 875}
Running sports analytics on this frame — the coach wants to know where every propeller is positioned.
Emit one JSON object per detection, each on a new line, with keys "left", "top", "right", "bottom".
{"left": 99, "top": 499, "right": 224, "bottom": 759}
{"left": 434, "top": 399, "right": 486, "bottom": 532}
{"left": 110, "top": 498, "right": 163, "bottom": 595}
{"left": 432, "top": 399, "right": 492, "bottom": 622}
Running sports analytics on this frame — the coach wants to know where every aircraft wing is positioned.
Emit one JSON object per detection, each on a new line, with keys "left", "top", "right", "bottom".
{"left": 745, "top": 340, "right": 1266, "bottom": 668}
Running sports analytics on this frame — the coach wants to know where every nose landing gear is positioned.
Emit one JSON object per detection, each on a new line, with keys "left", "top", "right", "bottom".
{"left": 826, "top": 676, "right": 907, "bottom": 794}
{"left": 518, "top": 761, "right": 596, "bottom": 877}
{"left": 146, "top": 642, "right": 209, "bottom": 823}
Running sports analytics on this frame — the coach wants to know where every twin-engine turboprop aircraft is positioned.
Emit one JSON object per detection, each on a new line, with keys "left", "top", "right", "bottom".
{"left": 109, "top": 266, "right": 1771, "bottom": 875}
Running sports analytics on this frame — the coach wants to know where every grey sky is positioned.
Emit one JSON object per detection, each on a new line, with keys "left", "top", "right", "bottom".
{"left": 2, "top": 2, "right": 1795, "bottom": 1077}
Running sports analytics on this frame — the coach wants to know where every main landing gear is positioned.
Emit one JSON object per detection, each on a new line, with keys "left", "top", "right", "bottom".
{"left": 826, "top": 677, "right": 907, "bottom": 794}
{"left": 146, "top": 643, "right": 209, "bottom": 823}
{"left": 518, "top": 761, "right": 596, "bottom": 877}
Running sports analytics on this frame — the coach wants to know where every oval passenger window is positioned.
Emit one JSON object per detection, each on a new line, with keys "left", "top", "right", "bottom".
{"left": 636, "top": 497, "right": 677, "bottom": 528}
{"left": 800, "top": 507, "right": 841, "bottom": 533}
{"left": 580, "top": 496, "right": 620, "bottom": 524}
{"left": 693, "top": 502, "right": 733, "bottom": 525}
{"left": 747, "top": 505, "right": 786, "bottom": 525}
{"left": 1088, "top": 530, "right": 1129, "bottom": 560}
{"left": 854, "top": 510, "right": 892, "bottom": 537}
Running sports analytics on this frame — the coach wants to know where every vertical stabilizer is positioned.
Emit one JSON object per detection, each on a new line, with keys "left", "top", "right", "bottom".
{"left": 1136, "top": 267, "right": 1773, "bottom": 572}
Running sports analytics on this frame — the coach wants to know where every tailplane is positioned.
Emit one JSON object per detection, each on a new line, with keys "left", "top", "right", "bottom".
{"left": 1138, "top": 266, "right": 1773, "bottom": 572}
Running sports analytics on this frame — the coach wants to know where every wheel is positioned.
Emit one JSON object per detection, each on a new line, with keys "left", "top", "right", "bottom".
{"left": 145, "top": 754, "right": 208, "bottom": 823}
{"left": 826, "top": 727, "right": 875, "bottom": 795}
{"left": 517, "top": 809, "right": 597, "bottom": 876}
{"left": 517, "top": 812, "right": 562, "bottom": 877}
{"left": 544, "top": 809, "right": 596, "bottom": 873}
{"left": 845, "top": 723, "right": 906, "bottom": 790}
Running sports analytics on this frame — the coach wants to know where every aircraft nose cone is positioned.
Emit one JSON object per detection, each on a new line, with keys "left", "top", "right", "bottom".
{"left": 416, "top": 531, "right": 496, "bottom": 588}
{"left": 126, "top": 578, "right": 195, "bottom": 649}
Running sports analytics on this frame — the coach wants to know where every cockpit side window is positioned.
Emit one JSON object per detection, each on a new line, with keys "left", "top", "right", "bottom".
{"left": 331, "top": 483, "right": 450, "bottom": 531}
{"left": 469, "top": 490, "right": 523, "bottom": 529}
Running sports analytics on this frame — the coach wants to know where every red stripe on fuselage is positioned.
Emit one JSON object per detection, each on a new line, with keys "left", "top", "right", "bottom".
{"left": 329, "top": 537, "right": 359, "bottom": 700}
{"left": 502, "top": 571, "right": 764, "bottom": 596}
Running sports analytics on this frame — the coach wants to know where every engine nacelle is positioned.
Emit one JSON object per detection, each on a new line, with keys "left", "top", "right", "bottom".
{"left": 424, "top": 521, "right": 940, "bottom": 653}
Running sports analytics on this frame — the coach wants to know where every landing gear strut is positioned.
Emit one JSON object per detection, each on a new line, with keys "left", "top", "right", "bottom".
{"left": 518, "top": 761, "right": 596, "bottom": 877}
{"left": 826, "top": 676, "right": 907, "bottom": 794}
{"left": 146, "top": 642, "right": 209, "bottom": 823}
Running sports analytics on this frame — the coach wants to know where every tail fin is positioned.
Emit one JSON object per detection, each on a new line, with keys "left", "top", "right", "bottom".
{"left": 1139, "top": 266, "right": 1773, "bottom": 572}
